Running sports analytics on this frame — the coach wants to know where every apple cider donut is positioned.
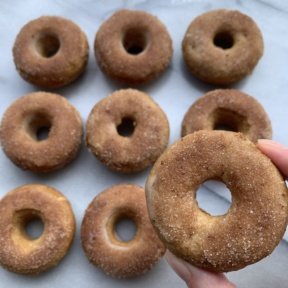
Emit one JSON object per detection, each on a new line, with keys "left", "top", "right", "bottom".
{"left": 0, "top": 184, "right": 75, "bottom": 275}
{"left": 13, "top": 16, "right": 89, "bottom": 88}
{"left": 182, "top": 9, "right": 264, "bottom": 85}
{"left": 86, "top": 89, "right": 169, "bottom": 173}
{"left": 146, "top": 130, "right": 288, "bottom": 272}
{"left": 81, "top": 184, "right": 166, "bottom": 278}
{"left": 0, "top": 92, "right": 82, "bottom": 173}
{"left": 181, "top": 89, "right": 272, "bottom": 143}
{"left": 94, "top": 9, "right": 173, "bottom": 84}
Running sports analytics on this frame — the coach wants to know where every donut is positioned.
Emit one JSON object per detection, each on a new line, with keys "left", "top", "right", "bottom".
{"left": 181, "top": 89, "right": 272, "bottom": 143}
{"left": 0, "top": 92, "right": 82, "bottom": 173}
{"left": 86, "top": 89, "right": 169, "bottom": 173}
{"left": 182, "top": 9, "right": 264, "bottom": 85}
{"left": 146, "top": 130, "right": 288, "bottom": 272}
{"left": 0, "top": 184, "right": 75, "bottom": 275}
{"left": 94, "top": 9, "right": 173, "bottom": 84}
{"left": 81, "top": 184, "right": 166, "bottom": 278}
{"left": 13, "top": 16, "right": 89, "bottom": 88}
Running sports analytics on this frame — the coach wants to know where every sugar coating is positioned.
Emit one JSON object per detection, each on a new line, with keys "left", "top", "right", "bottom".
{"left": 182, "top": 89, "right": 272, "bottom": 143}
{"left": 95, "top": 9, "right": 173, "bottom": 84}
{"left": 13, "top": 16, "right": 89, "bottom": 88}
{"left": 182, "top": 9, "right": 264, "bottom": 85}
{"left": 0, "top": 184, "right": 75, "bottom": 275}
{"left": 81, "top": 184, "right": 166, "bottom": 278}
{"left": 0, "top": 92, "right": 83, "bottom": 173}
{"left": 146, "top": 130, "right": 288, "bottom": 272}
{"left": 86, "top": 89, "right": 169, "bottom": 173}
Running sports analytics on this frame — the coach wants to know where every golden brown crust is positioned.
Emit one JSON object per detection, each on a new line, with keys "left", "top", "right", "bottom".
{"left": 181, "top": 89, "right": 272, "bottom": 142}
{"left": 85, "top": 89, "right": 169, "bottom": 173}
{"left": 182, "top": 9, "right": 264, "bottom": 85}
{"left": 146, "top": 130, "right": 288, "bottom": 272}
{"left": 94, "top": 9, "right": 173, "bottom": 84}
{"left": 0, "top": 92, "right": 83, "bottom": 173}
{"left": 13, "top": 16, "right": 89, "bottom": 88}
{"left": 81, "top": 184, "right": 166, "bottom": 278}
{"left": 0, "top": 184, "right": 75, "bottom": 275}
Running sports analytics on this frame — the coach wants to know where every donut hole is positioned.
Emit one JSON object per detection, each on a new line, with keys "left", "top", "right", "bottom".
{"left": 117, "top": 117, "right": 136, "bottom": 137}
{"left": 122, "top": 28, "right": 148, "bottom": 55}
{"left": 108, "top": 209, "right": 138, "bottom": 243}
{"left": 213, "top": 31, "right": 234, "bottom": 50}
{"left": 24, "top": 217, "right": 44, "bottom": 239}
{"left": 210, "top": 108, "right": 250, "bottom": 133}
{"left": 35, "top": 33, "right": 60, "bottom": 58}
{"left": 196, "top": 180, "right": 232, "bottom": 216}
{"left": 114, "top": 217, "right": 137, "bottom": 242}
{"left": 13, "top": 209, "right": 45, "bottom": 240}
{"left": 36, "top": 126, "right": 51, "bottom": 141}
{"left": 27, "top": 113, "right": 52, "bottom": 141}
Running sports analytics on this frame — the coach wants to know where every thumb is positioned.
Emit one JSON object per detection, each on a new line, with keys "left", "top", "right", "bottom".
{"left": 257, "top": 139, "right": 288, "bottom": 178}
{"left": 166, "top": 251, "right": 235, "bottom": 288}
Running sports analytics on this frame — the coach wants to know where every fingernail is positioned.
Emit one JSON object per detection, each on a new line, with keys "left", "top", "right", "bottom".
{"left": 257, "top": 139, "right": 287, "bottom": 150}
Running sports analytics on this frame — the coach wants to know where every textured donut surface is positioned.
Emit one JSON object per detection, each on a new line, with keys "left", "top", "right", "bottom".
{"left": 0, "top": 184, "right": 75, "bottom": 275}
{"left": 181, "top": 89, "right": 272, "bottom": 143}
{"left": 0, "top": 92, "right": 83, "bottom": 173}
{"left": 95, "top": 9, "right": 173, "bottom": 84}
{"left": 86, "top": 89, "right": 169, "bottom": 173}
{"left": 13, "top": 16, "right": 89, "bottom": 88}
{"left": 81, "top": 184, "right": 166, "bottom": 278}
{"left": 146, "top": 130, "right": 288, "bottom": 272}
{"left": 182, "top": 9, "right": 264, "bottom": 85}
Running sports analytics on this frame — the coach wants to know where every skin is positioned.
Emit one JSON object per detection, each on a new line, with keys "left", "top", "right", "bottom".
{"left": 166, "top": 139, "right": 288, "bottom": 288}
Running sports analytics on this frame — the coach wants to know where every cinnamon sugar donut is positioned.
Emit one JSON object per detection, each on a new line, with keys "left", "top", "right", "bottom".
{"left": 81, "top": 184, "right": 166, "bottom": 278}
{"left": 94, "top": 9, "right": 173, "bottom": 84}
{"left": 0, "top": 184, "right": 75, "bottom": 275}
{"left": 181, "top": 89, "right": 272, "bottom": 143}
{"left": 146, "top": 130, "right": 288, "bottom": 272}
{"left": 13, "top": 16, "right": 89, "bottom": 88}
{"left": 86, "top": 89, "right": 169, "bottom": 173}
{"left": 182, "top": 9, "right": 264, "bottom": 85}
{"left": 0, "top": 92, "right": 82, "bottom": 173}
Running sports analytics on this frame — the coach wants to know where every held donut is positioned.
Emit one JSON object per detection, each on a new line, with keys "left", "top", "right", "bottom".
{"left": 182, "top": 9, "right": 264, "bottom": 85}
{"left": 181, "top": 89, "right": 272, "bottom": 143}
{"left": 0, "top": 92, "right": 83, "bottom": 173}
{"left": 146, "top": 130, "right": 288, "bottom": 272}
{"left": 81, "top": 184, "right": 166, "bottom": 278}
{"left": 86, "top": 89, "right": 169, "bottom": 173}
{"left": 0, "top": 184, "right": 75, "bottom": 275}
{"left": 94, "top": 9, "right": 173, "bottom": 84}
{"left": 13, "top": 16, "right": 89, "bottom": 88}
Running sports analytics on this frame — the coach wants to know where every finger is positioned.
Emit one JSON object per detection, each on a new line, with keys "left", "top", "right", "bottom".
{"left": 166, "top": 251, "right": 235, "bottom": 288}
{"left": 257, "top": 139, "right": 288, "bottom": 178}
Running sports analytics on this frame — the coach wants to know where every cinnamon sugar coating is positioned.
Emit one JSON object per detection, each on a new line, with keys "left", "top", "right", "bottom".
{"left": 81, "top": 184, "right": 166, "bottom": 278}
{"left": 13, "top": 16, "right": 89, "bottom": 88}
{"left": 0, "top": 92, "right": 83, "bottom": 173}
{"left": 94, "top": 9, "right": 173, "bottom": 84}
{"left": 85, "top": 89, "right": 169, "bottom": 173}
{"left": 181, "top": 89, "right": 272, "bottom": 143}
{"left": 146, "top": 131, "right": 288, "bottom": 272}
{"left": 182, "top": 9, "right": 264, "bottom": 85}
{"left": 0, "top": 184, "right": 75, "bottom": 275}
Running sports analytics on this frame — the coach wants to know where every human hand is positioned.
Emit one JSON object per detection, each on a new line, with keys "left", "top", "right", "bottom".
{"left": 165, "top": 139, "right": 288, "bottom": 288}
{"left": 257, "top": 139, "right": 288, "bottom": 177}
{"left": 166, "top": 251, "right": 235, "bottom": 288}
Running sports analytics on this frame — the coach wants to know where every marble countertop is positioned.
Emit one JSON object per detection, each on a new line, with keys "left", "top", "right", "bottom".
{"left": 0, "top": 0, "right": 288, "bottom": 287}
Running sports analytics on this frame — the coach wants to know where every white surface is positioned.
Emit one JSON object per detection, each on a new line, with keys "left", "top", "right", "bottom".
{"left": 0, "top": 0, "right": 288, "bottom": 287}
